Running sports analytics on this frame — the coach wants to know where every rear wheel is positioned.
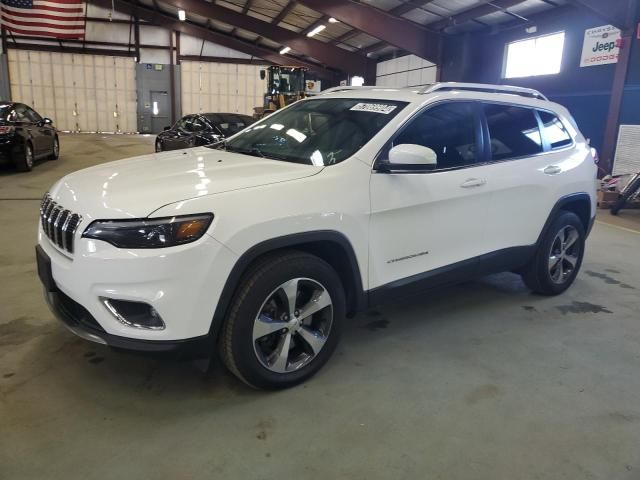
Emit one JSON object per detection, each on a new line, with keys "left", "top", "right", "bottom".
{"left": 14, "top": 142, "right": 34, "bottom": 172}
{"left": 521, "top": 211, "right": 585, "bottom": 295}
{"left": 219, "top": 251, "right": 345, "bottom": 389}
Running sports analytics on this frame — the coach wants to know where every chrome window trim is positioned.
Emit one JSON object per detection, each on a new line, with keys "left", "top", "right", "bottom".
{"left": 373, "top": 98, "right": 576, "bottom": 173}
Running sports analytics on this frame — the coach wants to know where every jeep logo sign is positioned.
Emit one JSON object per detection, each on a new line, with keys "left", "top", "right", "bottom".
{"left": 580, "top": 25, "right": 621, "bottom": 67}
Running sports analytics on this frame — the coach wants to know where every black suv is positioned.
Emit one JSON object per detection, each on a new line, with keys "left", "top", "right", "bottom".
{"left": 0, "top": 102, "right": 59, "bottom": 172}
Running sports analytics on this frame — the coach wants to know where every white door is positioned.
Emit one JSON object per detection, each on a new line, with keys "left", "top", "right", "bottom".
{"left": 8, "top": 50, "right": 137, "bottom": 132}
{"left": 369, "top": 102, "right": 491, "bottom": 289}
{"left": 181, "top": 61, "right": 267, "bottom": 116}
{"left": 480, "top": 104, "right": 574, "bottom": 252}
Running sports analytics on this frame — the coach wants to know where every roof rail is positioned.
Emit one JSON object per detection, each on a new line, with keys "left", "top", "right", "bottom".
{"left": 320, "top": 86, "right": 378, "bottom": 94}
{"left": 420, "top": 82, "right": 548, "bottom": 101}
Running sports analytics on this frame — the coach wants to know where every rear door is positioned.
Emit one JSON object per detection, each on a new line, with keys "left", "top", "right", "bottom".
{"left": 25, "top": 106, "right": 54, "bottom": 156}
{"left": 14, "top": 104, "right": 37, "bottom": 153}
{"left": 479, "top": 103, "right": 571, "bottom": 253}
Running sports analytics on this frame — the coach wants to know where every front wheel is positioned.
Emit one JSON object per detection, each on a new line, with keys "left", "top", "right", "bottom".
{"left": 50, "top": 136, "right": 60, "bottom": 160}
{"left": 155, "top": 139, "right": 162, "bottom": 152}
{"left": 219, "top": 251, "right": 345, "bottom": 389}
{"left": 521, "top": 211, "right": 586, "bottom": 295}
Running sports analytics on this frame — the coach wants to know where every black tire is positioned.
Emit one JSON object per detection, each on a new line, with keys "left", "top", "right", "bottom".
{"left": 155, "top": 139, "right": 162, "bottom": 152}
{"left": 219, "top": 251, "right": 345, "bottom": 390}
{"left": 50, "top": 136, "right": 60, "bottom": 160}
{"left": 521, "top": 211, "right": 586, "bottom": 296}
{"left": 13, "top": 142, "right": 34, "bottom": 172}
{"left": 610, "top": 196, "right": 625, "bottom": 216}
{"left": 611, "top": 177, "right": 640, "bottom": 216}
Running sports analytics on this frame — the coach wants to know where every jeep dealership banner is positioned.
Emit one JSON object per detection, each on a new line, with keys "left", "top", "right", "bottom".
{"left": 580, "top": 25, "right": 621, "bottom": 67}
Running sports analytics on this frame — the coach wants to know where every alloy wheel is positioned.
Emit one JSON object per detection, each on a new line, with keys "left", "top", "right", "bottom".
{"left": 53, "top": 138, "right": 59, "bottom": 157}
{"left": 155, "top": 141, "right": 162, "bottom": 152}
{"left": 252, "top": 278, "right": 333, "bottom": 373}
{"left": 548, "top": 225, "right": 581, "bottom": 284}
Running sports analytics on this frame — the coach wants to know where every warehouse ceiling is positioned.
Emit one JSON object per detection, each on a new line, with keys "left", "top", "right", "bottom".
{"left": 9, "top": 0, "right": 629, "bottom": 79}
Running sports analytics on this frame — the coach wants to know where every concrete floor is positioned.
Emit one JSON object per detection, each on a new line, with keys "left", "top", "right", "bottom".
{"left": 1, "top": 133, "right": 640, "bottom": 480}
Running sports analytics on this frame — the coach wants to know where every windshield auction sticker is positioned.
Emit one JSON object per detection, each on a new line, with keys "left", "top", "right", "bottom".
{"left": 350, "top": 103, "right": 398, "bottom": 114}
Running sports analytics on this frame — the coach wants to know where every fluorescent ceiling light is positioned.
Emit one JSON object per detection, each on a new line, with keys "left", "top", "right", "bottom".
{"left": 328, "top": 17, "right": 339, "bottom": 23}
{"left": 307, "top": 25, "right": 326, "bottom": 37}
{"left": 279, "top": 46, "right": 291, "bottom": 54}
{"left": 178, "top": 9, "right": 186, "bottom": 21}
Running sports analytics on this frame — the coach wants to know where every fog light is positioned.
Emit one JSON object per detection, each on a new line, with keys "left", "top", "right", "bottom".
{"left": 101, "top": 298, "right": 166, "bottom": 330}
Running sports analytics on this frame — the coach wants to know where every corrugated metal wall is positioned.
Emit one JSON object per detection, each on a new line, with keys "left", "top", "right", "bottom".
{"left": 181, "top": 61, "right": 267, "bottom": 116}
{"left": 8, "top": 50, "right": 137, "bottom": 132}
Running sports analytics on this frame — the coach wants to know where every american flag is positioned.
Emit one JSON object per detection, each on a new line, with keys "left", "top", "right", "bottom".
{"left": 0, "top": 0, "right": 85, "bottom": 39}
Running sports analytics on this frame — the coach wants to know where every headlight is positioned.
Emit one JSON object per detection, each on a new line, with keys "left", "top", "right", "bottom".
{"left": 82, "top": 213, "right": 214, "bottom": 248}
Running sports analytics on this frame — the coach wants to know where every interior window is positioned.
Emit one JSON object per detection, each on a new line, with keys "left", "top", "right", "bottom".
{"left": 538, "top": 110, "right": 572, "bottom": 149}
{"left": 485, "top": 104, "right": 543, "bottom": 161}
{"left": 393, "top": 102, "right": 479, "bottom": 170}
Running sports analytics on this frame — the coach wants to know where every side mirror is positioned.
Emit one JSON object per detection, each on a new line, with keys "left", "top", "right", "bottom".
{"left": 42, "top": 117, "right": 53, "bottom": 125}
{"left": 384, "top": 144, "right": 438, "bottom": 171}
{"left": 163, "top": 126, "right": 171, "bottom": 131}
{"left": 260, "top": 70, "right": 266, "bottom": 80}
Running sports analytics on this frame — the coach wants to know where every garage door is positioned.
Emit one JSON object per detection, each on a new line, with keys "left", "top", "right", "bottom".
{"left": 181, "top": 61, "right": 267, "bottom": 116}
{"left": 8, "top": 50, "right": 137, "bottom": 133}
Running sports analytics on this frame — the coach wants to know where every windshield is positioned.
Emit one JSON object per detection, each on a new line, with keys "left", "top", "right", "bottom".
{"left": 214, "top": 98, "right": 408, "bottom": 166}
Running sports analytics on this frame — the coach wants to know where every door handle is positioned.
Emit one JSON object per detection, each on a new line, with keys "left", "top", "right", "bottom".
{"left": 460, "top": 178, "right": 486, "bottom": 188}
{"left": 544, "top": 165, "right": 562, "bottom": 175}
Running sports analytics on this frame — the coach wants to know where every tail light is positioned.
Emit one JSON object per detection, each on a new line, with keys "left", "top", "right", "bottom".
{"left": 0, "top": 126, "right": 14, "bottom": 135}
{"left": 590, "top": 147, "right": 599, "bottom": 165}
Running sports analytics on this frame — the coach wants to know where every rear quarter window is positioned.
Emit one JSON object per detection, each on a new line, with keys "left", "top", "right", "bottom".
{"left": 538, "top": 110, "right": 573, "bottom": 149}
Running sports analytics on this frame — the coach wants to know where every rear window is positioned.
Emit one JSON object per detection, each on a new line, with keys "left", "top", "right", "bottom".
{"left": 485, "top": 104, "right": 543, "bottom": 161}
{"left": 538, "top": 110, "right": 572, "bottom": 149}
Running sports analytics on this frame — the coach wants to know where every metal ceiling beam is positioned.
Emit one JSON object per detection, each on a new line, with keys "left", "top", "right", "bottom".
{"left": 271, "top": 0, "right": 297, "bottom": 24}
{"left": 430, "top": 0, "right": 528, "bottom": 31}
{"left": 242, "top": 0, "right": 254, "bottom": 14}
{"left": 390, "top": 0, "right": 437, "bottom": 17}
{"left": 87, "top": 0, "right": 336, "bottom": 78}
{"left": 566, "top": 0, "right": 636, "bottom": 30}
{"left": 298, "top": 0, "right": 441, "bottom": 62}
{"left": 160, "top": 0, "right": 373, "bottom": 75}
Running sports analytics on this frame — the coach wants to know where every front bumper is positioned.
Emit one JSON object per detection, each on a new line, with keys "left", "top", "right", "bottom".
{"left": 44, "top": 283, "right": 210, "bottom": 353}
{"left": 37, "top": 221, "right": 238, "bottom": 345}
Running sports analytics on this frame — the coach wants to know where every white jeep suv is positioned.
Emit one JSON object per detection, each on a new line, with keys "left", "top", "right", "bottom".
{"left": 36, "top": 83, "right": 597, "bottom": 389}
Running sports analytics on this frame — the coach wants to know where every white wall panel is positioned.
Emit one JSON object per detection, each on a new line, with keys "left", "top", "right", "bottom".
{"left": 8, "top": 50, "right": 137, "bottom": 132}
{"left": 180, "top": 60, "right": 266, "bottom": 116}
{"left": 375, "top": 54, "right": 438, "bottom": 88}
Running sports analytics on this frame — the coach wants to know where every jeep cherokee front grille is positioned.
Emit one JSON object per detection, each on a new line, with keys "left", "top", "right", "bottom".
{"left": 40, "top": 194, "right": 82, "bottom": 254}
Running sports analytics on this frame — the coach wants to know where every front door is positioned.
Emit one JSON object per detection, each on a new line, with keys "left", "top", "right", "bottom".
{"left": 369, "top": 101, "right": 491, "bottom": 290}
{"left": 150, "top": 91, "right": 170, "bottom": 134}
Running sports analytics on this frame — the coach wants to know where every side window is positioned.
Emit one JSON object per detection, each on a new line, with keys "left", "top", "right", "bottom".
{"left": 393, "top": 102, "right": 480, "bottom": 170}
{"left": 538, "top": 110, "right": 572, "bottom": 149}
{"left": 15, "top": 105, "right": 29, "bottom": 122}
{"left": 181, "top": 116, "right": 194, "bottom": 132}
{"left": 26, "top": 107, "right": 42, "bottom": 123}
{"left": 485, "top": 104, "right": 542, "bottom": 161}
{"left": 191, "top": 116, "right": 206, "bottom": 132}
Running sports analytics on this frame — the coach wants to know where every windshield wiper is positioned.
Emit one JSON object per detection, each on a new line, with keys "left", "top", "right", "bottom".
{"left": 222, "top": 143, "right": 265, "bottom": 158}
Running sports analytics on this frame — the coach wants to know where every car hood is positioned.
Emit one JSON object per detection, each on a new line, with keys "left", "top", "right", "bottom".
{"left": 48, "top": 147, "right": 323, "bottom": 219}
